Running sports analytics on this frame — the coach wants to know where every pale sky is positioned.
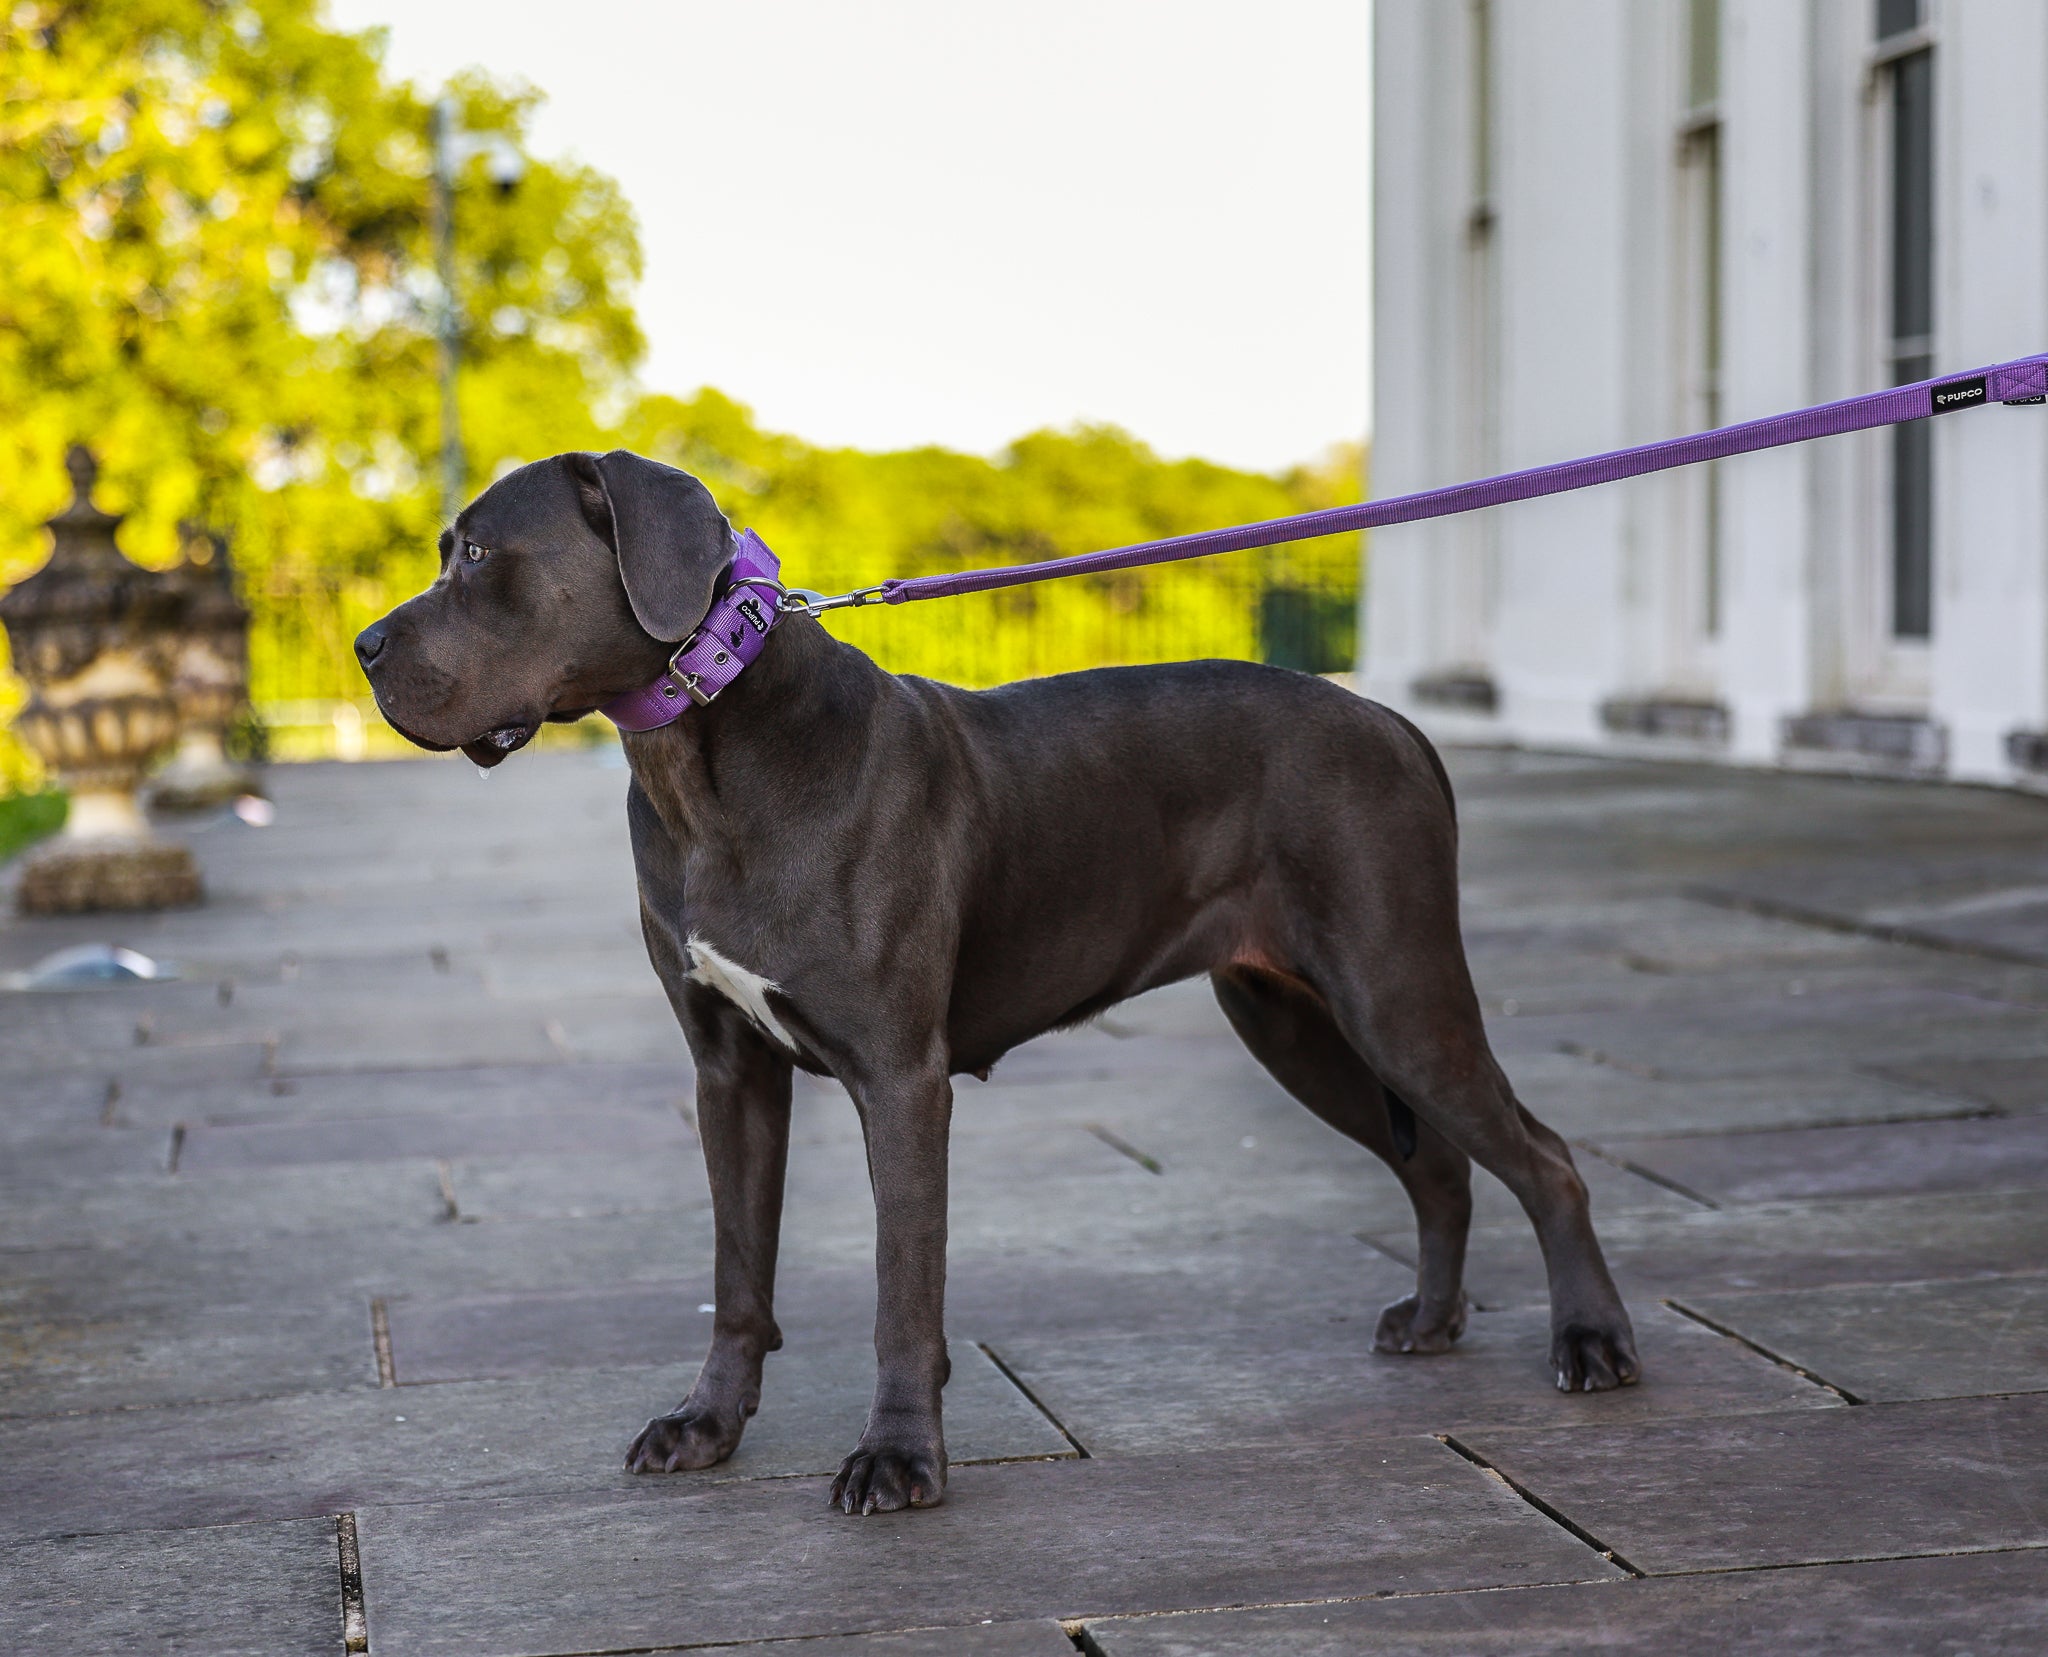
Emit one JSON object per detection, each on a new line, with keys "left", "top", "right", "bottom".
{"left": 323, "top": 0, "right": 1373, "bottom": 472}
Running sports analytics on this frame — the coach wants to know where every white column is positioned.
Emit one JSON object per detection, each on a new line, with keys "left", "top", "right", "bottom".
{"left": 1929, "top": 0, "right": 2048, "bottom": 782}
{"left": 1487, "top": 0, "right": 1632, "bottom": 744}
{"left": 1715, "top": 0, "right": 1817, "bottom": 764}
{"left": 1362, "top": 0, "right": 1466, "bottom": 717}
{"left": 1361, "top": 0, "right": 1436, "bottom": 708}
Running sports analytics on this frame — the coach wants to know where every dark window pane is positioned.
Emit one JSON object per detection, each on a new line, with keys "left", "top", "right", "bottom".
{"left": 1890, "top": 49, "right": 1934, "bottom": 340}
{"left": 1876, "top": 0, "right": 1921, "bottom": 40}
{"left": 1688, "top": 0, "right": 1721, "bottom": 108}
{"left": 1472, "top": 0, "right": 1492, "bottom": 203}
{"left": 1892, "top": 353, "right": 1934, "bottom": 639}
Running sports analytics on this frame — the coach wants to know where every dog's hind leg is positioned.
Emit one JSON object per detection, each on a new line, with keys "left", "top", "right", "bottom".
{"left": 1213, "top": 965, "right": 1473, "bottom": 1354}
{"left": 1318, "top": 925, "right": 1638, "bottom": 1392}
{"left": 626, "top": 999, "right": 793, "bottom": 1474}
{"left": 1302, "top": 890, "right": 1639, "bottom": 1392}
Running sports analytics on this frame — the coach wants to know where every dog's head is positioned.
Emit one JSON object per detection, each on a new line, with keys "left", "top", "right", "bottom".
{"left": 356, "top": 451, "right": 733, "bottom": 766}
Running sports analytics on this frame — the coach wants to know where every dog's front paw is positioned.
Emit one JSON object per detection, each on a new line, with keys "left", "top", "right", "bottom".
{"left": 829, "top": 1437, "right": 946, "bottom": 1516}
{"left": 1373, "top": 1292, "right": 1469, "bottom": 1355}
{"left": 624, "top": 1406, "right": 744, "bottom": 1474}
{"left": 1551, "top": 1318, "right": 1641, "bottom": 1392}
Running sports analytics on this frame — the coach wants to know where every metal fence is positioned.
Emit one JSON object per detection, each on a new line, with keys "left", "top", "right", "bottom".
{"left": 248, "top": 551, "right": 1359, "bottom": 758}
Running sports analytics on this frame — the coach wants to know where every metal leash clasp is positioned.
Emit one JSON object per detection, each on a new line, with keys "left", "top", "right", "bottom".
{"left": 776, "top": 584, "right": 888, "bottom": 618}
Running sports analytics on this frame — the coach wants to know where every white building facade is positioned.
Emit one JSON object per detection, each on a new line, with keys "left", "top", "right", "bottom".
{"left": 1364, "top": 0, "right": 2048, "bottom": 783}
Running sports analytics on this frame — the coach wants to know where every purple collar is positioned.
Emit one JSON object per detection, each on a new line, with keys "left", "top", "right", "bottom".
{"left": 601, "top": 529, "right": 784, "bottom": 732}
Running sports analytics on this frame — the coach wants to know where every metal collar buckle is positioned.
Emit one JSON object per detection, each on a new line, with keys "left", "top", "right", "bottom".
{"left": 661, "top": 640, "right": 717, "bottom": 707}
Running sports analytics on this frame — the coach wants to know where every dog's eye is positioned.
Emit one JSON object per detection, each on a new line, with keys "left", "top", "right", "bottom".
{"left": 461, "top": 541, "right": 488, "bottom": 564}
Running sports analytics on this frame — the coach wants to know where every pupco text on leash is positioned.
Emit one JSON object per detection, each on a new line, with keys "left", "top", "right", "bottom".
{"left": 353, "top": 361, "right": 2041, "bottom": 1514}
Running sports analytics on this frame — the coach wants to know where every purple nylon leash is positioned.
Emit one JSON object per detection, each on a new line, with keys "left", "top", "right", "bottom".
{"left": 780, "top": 352, "right": 2047, "bottom": 614}
{"left": 609, "top": 352, "right": 2046, "bottom": 727}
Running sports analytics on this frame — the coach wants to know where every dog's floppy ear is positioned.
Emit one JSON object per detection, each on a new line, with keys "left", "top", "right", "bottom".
{"left": 564, "top": 450, "right": 733, "bottom": 642}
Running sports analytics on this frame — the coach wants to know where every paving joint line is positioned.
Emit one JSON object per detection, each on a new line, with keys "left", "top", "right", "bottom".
{"left": 1068, "top": 1542, "right": 2048, "bottom": 1642}
{"left": 1662, "top": 1299, "right": 1864, "bottom": 1404}
{"left": 1597, "top": 1101, "right": 2000, "bottom": 1141}
{"left": 1573, "top": 1141, "right": 1719, "bottom": 1209}
{"left": 1437, "top": 1433, "right": 1644, "bottom": 1577}
{"left": 335, "top": 1511, "right": 368, "bottom": 1652}
{"left": 434, "top": 1160, "right": 461, "bottom": 1222}
{"left": 1685, "top": 884, "right": 2048, "bottom": 970}
{"left": 1083, "top": 1122, "right": 1163, "bottom": 1174}
{"left": 369, "top": 1298, "right": 397, "bottom": 1388}
{"left": 975, "top": 1341, "right": 1090, "bottom": 1458}
{"left": 1555, "top": 1039, "right": 1664, "bottom": 1080}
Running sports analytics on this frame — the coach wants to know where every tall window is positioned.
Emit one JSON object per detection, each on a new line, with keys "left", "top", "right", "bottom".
{"left": 1450, "top": 0, "right": 1499, "bottom": 669}
{"left": 1463, "top": 0, "right": 1497, "bottom": 479}
{"left": 1878, "top": 0, "right": 1934, "bottom": 640}
{"left": 1681, "top": 0, "right": 1723, "bottom": 635}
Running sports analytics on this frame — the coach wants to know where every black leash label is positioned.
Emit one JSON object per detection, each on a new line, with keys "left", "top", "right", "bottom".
{"left": 1931, "top": 376, "right": 1987, "bottom": 412}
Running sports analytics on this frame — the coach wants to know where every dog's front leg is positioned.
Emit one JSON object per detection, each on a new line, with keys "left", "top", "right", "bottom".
{"left": 831, "top": 1060, "right": 952, "bottom": 1515}
{"left": 626, "top": 1008, "right": 792, "bottom": 1474}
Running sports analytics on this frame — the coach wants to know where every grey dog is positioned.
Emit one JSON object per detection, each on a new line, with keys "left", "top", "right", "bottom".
{"left": 355, "top": 450, "right": 1639, "bottom": 1515}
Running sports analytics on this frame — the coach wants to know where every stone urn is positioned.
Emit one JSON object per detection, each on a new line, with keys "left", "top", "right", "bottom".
{"left": 151, "top": 524, "right": 259, "bottom": 811}
{"left": 0, "top": 446, "right": 201, "bottom": 913}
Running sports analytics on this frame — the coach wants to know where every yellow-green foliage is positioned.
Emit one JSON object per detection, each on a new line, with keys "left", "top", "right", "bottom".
{"left": 620, "top": 394, "right": 1363, "bottom": 686}
{"left": 1, "top": 0, "right": 640, "bottom": 704}
{"left": 2, "top": 0, "right": 1362, "bottom": 741}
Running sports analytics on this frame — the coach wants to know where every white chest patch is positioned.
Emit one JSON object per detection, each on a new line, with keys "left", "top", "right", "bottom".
{"left": 685, "top": 934, "right": 798, "bottom": 1052}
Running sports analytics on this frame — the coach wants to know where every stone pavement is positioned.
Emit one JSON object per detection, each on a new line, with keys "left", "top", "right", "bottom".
{"left": 3, "top": 744, "right": 2046, "bottom": 1654}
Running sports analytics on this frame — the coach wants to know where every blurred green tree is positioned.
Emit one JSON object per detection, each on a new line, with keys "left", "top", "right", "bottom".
{"left": 0, "top": 0, "right": 640, "bottom": 733}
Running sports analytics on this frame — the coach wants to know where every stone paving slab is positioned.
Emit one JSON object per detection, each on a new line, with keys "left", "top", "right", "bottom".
{"left": 175, "top": 1101, "right": 693, "bottom": 1171}
{"left": 106, "top": 1059, "right": 693, "bottom": 1129}
{"left": 0, "top": 1126, "right": 175, "bottom": 1188}
{"left": 354, "top": 1442, "right": 1621, "bottom": 1656}
{"left": 1593, "top": 1112, "right": 2048, "bottom": 1204}
{"left": 1506, "top": 1046, "right": 1988, "bottom": 1139}
{"left": 1459, "top": 1393, "right": 2048, "bottom": 1573}
{"left": 0, "top": 1344, "right": 1069, "bottom": 1545}
{"left": 764, "top": 1624, "right": 1078, "bottom": 1656}
{"left": 0, "top": 1159, "right": 446, "bottom": 1248}
{"left": 988, "top": 1303, "right": 1835, "bottom": 1456}
{"left": 1081, "top": 1548, "right": 2048, "bottom": 1656}
{"left": 0, "top": 1297, "right": 377, "bottom": 1418}
{"left": 0, "top": 1208, "right": 732, "bottom": 1325}
{"left": 1367, "top": 1188, "right": 2048, "bottom": 1309}
{"left": 444, "top": 1151, "right": 711, "bottom": 1222}
{"left": 1495, "top": 984, "right": 2048, "bottom": 1081}
{"left": 1875, "top": 1054, "right": 2048, "bottom": 1114}
{"left": 0, "top": 1517, "right": 341, "bottom": 1656}
{"left": 1704, "top": 854, "right": 2048, "bottom": 965}
{"left": 1682, "top": 1275, "right": 2048, "bottom": 1401}
{"left": 377, "top": 1221, "right": 1422, "bottom": 1383}
{"left": 1026, "top": 1085, "right": 1697, "bottom": 1231}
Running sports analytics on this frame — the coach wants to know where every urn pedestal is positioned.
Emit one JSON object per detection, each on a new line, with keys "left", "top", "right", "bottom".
{"left": 1, "top": 448, "right": 201, "bottom": 914}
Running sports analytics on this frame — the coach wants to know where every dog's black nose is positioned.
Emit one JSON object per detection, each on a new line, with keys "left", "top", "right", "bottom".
{"left": 354, "top": 623, "right": 388, "bottom": 668}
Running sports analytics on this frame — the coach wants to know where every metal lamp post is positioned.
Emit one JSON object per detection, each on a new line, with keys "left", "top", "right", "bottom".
{"left": 430, "top": 96, "right": 524, "bottom": 522}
